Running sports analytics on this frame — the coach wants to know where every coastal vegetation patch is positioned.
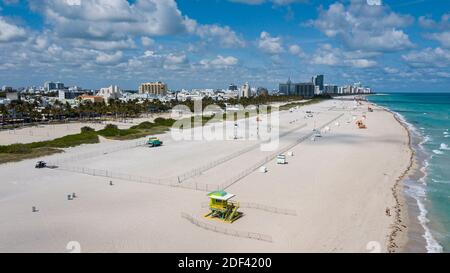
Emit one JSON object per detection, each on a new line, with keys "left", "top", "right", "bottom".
{"left": 0, "top": 130, "right": 99, "bottom": 164}
{"left": 0, "top": 118, "right": 178, "bottom": 163}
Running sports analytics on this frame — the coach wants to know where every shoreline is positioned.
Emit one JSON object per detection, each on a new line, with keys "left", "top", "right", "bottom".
{"left": 388, "top": 111, "right": 416, "bottom": 252}
{"left": 368, "top": 99, "right": 429, "bottom": 253}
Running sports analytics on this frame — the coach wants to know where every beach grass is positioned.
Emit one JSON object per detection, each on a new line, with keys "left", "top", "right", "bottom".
{"left": 97, "top": 118, "right": 177, "bottom": 140}
{"left": 0, "top": 147, "right": 62, "bottom": 164}
{"left": 0, "top": 131, "right": 99, "bottom": 153}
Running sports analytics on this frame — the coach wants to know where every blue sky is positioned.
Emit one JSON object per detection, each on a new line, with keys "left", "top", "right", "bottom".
{"left": 0, "top": 0, "right": 449, "bottom": 92}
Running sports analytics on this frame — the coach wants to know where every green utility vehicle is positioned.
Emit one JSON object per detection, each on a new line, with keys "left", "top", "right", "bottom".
{"left": 148, "top": 137, "right": 163, "bottom": 147}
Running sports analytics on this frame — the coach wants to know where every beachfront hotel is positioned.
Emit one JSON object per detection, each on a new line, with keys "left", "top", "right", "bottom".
{"left": 139, "top": 82, "right": 168, "bottom": 96}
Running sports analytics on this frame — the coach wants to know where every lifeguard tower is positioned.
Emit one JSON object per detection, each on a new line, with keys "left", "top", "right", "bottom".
{"left": 205, "top": 190, "right": 241, "bottom": 223}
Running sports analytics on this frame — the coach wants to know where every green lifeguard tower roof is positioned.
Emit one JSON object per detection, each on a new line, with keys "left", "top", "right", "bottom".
{"left": 208, "top": 190, "right": 235, "bottom": 201}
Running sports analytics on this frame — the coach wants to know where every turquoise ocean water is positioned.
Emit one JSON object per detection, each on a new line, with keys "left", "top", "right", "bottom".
{"left": 368, "top": 93, "right": 450, "bottom": 253}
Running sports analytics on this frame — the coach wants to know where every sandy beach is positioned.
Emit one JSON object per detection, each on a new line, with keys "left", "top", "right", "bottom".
{"left": 0, "top": 98, "right": 413, "bottom": 253}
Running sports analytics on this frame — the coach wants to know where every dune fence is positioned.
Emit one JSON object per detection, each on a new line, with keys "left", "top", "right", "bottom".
{"left": 54, "top": 164, "right": 222, "bottom": 192}
{"left": 49, "top": 139, "right": 148, "bottom": 165}
{"left": 50, "top": 114, "right": 343, "bottom": 193}
{"left": 176, "top": 123, "right": 307, "bottom": 183}
{"left": 181, "top": 212, "right": 273, "bottom": 243}
{"left": 221, "top": 113, "right": 345, "bottom": 190}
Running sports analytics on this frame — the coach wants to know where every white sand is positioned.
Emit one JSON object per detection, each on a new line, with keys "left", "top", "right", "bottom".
{"left": 0, "top": 98, "right": 411, "bottom": 252}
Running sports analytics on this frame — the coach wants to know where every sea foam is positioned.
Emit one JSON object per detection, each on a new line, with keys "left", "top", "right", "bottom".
{"left": 432, "top": 178, "right": 450, "bottom": 184}
{"left": 416, "top": 199, "right": 444, "bottom": 253}
{"left": 405, "top": 182, "right": 443, "bottom": 253}
{"left": 440, "top": 143, "right": 450, "bottom": 150}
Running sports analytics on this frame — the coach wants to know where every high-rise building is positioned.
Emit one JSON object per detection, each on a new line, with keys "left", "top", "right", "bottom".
{"left": 44, "top": 81, "right": 57, "bottom": 91}
{"left": 228, "top": 84, "right": 238, "bottom": 92}
{"left": 56, "top": 82, "right": 65, "bottom": 90}
{"left": 44, "top": 81, "right": 64, "bottom": 91}
{"left": 139, "top": 82, "right": 168, "bottom": 96}
{"left": 279, "top": 78, "right": 294, "bottom": 95}
{"left": 312, "top": 75, "right": 324, "bottom": 91}
{"left": 324, "top": 84, "right": 338, "bottom": 94}
{"left": 241, "top": 82, "right": 251, "bottom": 98}
{"left": 279, "top": 78, "right": 314, "bottom": 98}
{"left": 294, "top": 83, "right": 315, "bottom": 98}
{"left": 2, "top": 86, "right": 13, "bottom": 92}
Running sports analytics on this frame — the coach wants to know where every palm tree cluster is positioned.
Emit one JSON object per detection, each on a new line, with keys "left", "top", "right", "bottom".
{"left": 0, "top": 94, "right": 305, "bottom": 126}
{"left": 0, "top": 99, "right": 168, "bottom": 125}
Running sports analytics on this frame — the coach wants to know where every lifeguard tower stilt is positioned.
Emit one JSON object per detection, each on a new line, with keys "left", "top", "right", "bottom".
{"left": 204, "top": 191, "right": 241, "bottom": 223}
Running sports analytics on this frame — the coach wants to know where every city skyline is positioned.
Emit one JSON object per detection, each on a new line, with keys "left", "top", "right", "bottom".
{"left": 1, "top": 0, "right": 450, "bottom": 92}
{"left": 6, "top": 73, "right": 370, "bottom": 95}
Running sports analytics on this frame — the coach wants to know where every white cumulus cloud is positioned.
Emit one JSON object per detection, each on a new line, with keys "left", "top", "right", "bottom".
{"left": 258, "top": 31, "right": 283, "bottom": 54}
{"left": 426, "top": 31, "right": 450, "bottom": 48}
{"left": 96, "top": 51, "right": 123, "bottom": 65}
{"left": 308, "top": 0, "right": 414, "bottom": 52}
{"left": 187, "top": 19, "right": 246, "bottom": 48}
{"left": 200, "top": 55, "right": 239, "bottom": 68}
{"left": 311, "top": 44, "right": 377, "bottom": 68}
{"left": 0, "top": 17, "right": 27, "bottom": 43}
{"left": 163, "top": 53, "right": 190, "bottom": 70}
{"left": 402, "top": 47, "right": 450, "bottom": 68}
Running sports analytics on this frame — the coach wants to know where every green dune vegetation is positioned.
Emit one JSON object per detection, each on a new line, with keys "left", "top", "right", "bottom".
{"left": 97, "top": 118, "right": 177, "bottom": 140}
{"left": 0, "top": 118, "right": 177, "bottom": 164}
{"left": 0, "top": 129, "right": 99, "bottom": 164}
